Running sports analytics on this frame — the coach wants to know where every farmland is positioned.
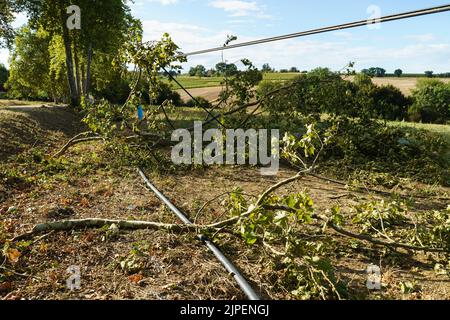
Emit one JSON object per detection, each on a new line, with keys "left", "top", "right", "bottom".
{"left": 170, "top": 74, "right": 450, "bottom": 99}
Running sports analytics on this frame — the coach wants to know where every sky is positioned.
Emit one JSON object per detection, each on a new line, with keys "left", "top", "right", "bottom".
{"left": 1, "top": 0, "right": 450, "bottom": 73}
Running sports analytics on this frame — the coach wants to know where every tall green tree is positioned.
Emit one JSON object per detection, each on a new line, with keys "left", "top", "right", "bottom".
{"left": 394, "top": 69, "right": 403, "bottom": 77}
{"left": 75, "top": 0, "right": 134, "bottom": 97}
{"left": 0, "top": 0, "right": 15, "bottom": 48}
{"left": 0, "top": 63, "right": 8, "bottom": 91}
{"left": 21, "top": 0, "right": 135, "bottom": 106}
{"left": 6, "top": 26, "right": 65, "bottom": 101}
{"left": 261, "top": 63, "right": 273, "bottom": 73}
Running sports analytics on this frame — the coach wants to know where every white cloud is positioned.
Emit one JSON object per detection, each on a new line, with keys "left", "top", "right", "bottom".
{"left": 141, "top": 20, "right": 237, "bottom": 53}
{"left": 209, "top": 0, "right": 270, "bottom": 18}
{"left": 140, "top": 19, "right": 450, "bottom": 73}
{"left": 405, "top": 33, "right": 435, "bottom": 42}
{"left": 148, "top": 0, "right": 179, "bottom": 5}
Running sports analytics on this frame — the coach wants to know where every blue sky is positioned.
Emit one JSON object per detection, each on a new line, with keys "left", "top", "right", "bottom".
{"left": 1, "top": 0, "right": 450, "bottom": 73}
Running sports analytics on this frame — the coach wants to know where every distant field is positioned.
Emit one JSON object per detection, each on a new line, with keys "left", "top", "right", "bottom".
{"left": 166, "top": 73, "right": 301, "bottom": 89}
{"left": 165, "top": 76, "right": 224, "bottom": 89}
{"left": 365, "top": 77, "right": 450, "bottom": 96}
{"left": 169, "top": 74, "right": 450, "bottom": 97}
{"left": 263, "top": 73, "right": 299, "bottom": 81}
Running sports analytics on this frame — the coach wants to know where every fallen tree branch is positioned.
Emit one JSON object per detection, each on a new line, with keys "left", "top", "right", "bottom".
{"left": 308, "top": 173, "right": 450, "bottom": 201}
{"left": 256, "top": 171, "right": 309, "bottom": 207}
{"left": 208, "top": 171, "right": 308, "bottom": 229}
{"left": 266, "top": 204, "right": 448, "bottom": 253}
{"left": 53, "top": 133, "right": 104, "bottom": 158}
{"left": 314, "top": 213, "right": 448, "bottom": 253}
{"left": 12, "top": 218, "right": 219, "bottom": 242}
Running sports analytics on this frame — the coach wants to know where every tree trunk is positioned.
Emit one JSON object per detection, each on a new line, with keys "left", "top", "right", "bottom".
{"left": 84, "top": 43, "right": 93, "bottom": 97}
{"left": 61, "top": 9, "right": 79, "bottom": 107}
{"left": 74, "top": 44, "right": 82, "bottom": 98}
{"left": 81, "top": 60, "right": 86, "bottom": 97}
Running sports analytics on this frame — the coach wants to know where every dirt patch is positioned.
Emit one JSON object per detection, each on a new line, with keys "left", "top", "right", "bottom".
{"left": 0, "top": 106, "right": 84, "bottom": 160}
{"left": 176, "top": 86, "right": 223, "bottom": 102}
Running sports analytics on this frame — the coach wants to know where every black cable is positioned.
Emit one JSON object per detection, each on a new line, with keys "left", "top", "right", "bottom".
{"left": 180, "top": 4, "right": 450, "bottom": 57}
{"left": 137, "top": 168, "right": 260, "bottom": 300}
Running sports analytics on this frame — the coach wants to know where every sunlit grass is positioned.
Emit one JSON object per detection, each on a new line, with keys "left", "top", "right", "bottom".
{"left": 389, "top": 120, "right": 450, "bottom": 142}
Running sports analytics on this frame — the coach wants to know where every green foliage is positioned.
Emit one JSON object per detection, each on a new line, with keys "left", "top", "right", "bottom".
{"left": 0, "top": 0, "right": 17, "bottom": 48}
{"left": 326, "top": 117, "right": 449, "bottom": 185}
{"left": 346, "top": 199, "right": 450, "bottom": 252}
{"left": 6, "top": 26, "right": 61, "bottom": 101}
{"left": 220, "top": 59, "right": 263, "bottom": 107}
{"left": 394, "top": 69, "right": 403, "bottom": 77}
{"left": 0, "top": 63, "right": 8, "bottom": 91}
{"left": 424, "top": 71, "right": 434, "bottom": 78}
{"left": 81, "top": 99, "right": 123, "bottom": 137}
{"left": 215, "top": 62, "right": 238, "bottom": 77}
{"left": 119, "top": 241, "right": 154, "bottom": 274}
{"left": 260, "top": 68, "right": 412, "bottom": 121}
{"left": 153, "top": 81, "right": 182, "bottom": 106}
{"left": 355, "top": 78, "right": 411, "bottom": 120}
{"left": 351, "top": 200, "right": 408, "bottom": 234}
{"left": 409, "top": 79, "right": 450, "bottom": 124}
{"left": 261, "top": 63, "right": 273, "bottom": 73}
{"left": 189, "top": 65, "right": 207, "bottom": 77}
{"left": 185, "top": 96, "right": 212, "bottom": 109}
{"left": 371, "top": 85, "right": 411, "bottom": 120}
{"left": 227, "top": 189, "right": 345, "bottom": 299}
{"left": 259, "top": 68, "right": 366, "bottom": 119}
{"left": 362, "top": 67, "right": 386, "bottom": 77}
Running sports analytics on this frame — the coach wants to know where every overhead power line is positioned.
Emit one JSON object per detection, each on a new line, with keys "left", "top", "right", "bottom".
{"left": 180, "top": 4, "right": 450, "bottom": 57}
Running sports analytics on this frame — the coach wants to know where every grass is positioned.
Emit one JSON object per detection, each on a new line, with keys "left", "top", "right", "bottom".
{"left": 389, "top": 120, "right": 450, "bottom": 142}
{"left": 263, "top": 72, "right": 299, "bottom": 81}
{"left": 0, "top": 99, "right": 46, "bottom": 107}
{"left": 163, "top": 73, "right": 301, "bottom": 89}
{"left": 164, "top": 76, "right": 224, "bottom": 89}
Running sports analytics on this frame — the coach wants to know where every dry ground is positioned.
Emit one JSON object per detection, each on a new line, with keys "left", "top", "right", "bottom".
{"left": 0, "top": 106, "right": 449, "bottom": 300}
{"left": 176, "top": 86, "right": 224, "bottom": 103}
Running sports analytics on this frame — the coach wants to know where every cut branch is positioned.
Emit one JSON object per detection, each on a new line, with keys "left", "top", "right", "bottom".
{"left": 314, "top": 213, "right": 448, "bottom": 253}
{"left": 53, "top": 134, "right": 104, "bottom": 158}
{"left": 12, "top": 218, "right": 217, "bottom": 242}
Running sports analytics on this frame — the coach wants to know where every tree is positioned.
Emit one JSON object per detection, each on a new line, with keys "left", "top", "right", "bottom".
{"left": 189, "top": 65, "right": 207, "bottom": 77}
{"left": 362, "top": 67, "right": 386, "bottom": 77}
{"left": 196, "top": 65, "right": 206, "bottom": 77}
{"left": 394, "top": 69, "right": 403, "bottom": 77}
{"left": 188, "top": 66, "right": 197, "bottom": 77}
{"left": 425, "top": 71, "right": 434, "bottom": 78}
{"left": 215, "top": 62, "right": 238, "bottom": 77}
{"left": 21, "top": 0, "right": 135, "bottom": 106}
{"left": 6, "top": 26, "right": 64, "bottom": 101}
{"left": 261, "top": 63, "right": 273, "bottom": 73}
{"left": 409, "top": 79, "right": 450, "bottom": 123}
{"left": 0, "top": 63, "right": 8, "bottom": 91}
{"left": 290, "top": 67, "right": 299, "bottom": 73}
{"left": 0, "top": 0, "right": 15, "bottom": 48}
{"left": 371, "top": 67, "right": 386, "bottom": 77}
